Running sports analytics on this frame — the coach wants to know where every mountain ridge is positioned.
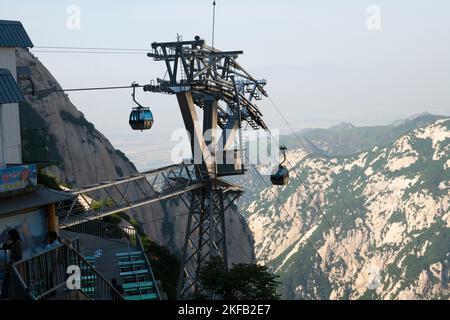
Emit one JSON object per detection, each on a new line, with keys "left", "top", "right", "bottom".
{"left": 282, "top": 113, "right": 447, "bottom": 157}
{"left": 240, "top": 117, "right": 450, "bottom": 299}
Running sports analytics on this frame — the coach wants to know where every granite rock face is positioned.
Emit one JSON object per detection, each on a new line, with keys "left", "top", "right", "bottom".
{"left": 240, "top": 119, "right": 450, "bottom": 299}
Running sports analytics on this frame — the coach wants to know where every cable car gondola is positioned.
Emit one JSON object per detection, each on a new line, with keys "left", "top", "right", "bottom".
{"left": 271, "top": 146, "right": 289, "bottom": 186}
{"left": 129, "top": 83, "right": 154, "bottom": 131}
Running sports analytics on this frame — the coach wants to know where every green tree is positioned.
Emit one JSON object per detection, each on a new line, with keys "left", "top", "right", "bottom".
{"left": 199, "top": 256, "right": 281, "bottom": 300}
{"left": 142, "top": 237, "right": 180, "bottom": 300}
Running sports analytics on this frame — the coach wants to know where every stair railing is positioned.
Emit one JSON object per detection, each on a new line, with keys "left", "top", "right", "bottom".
{"left": 10, "top": 242, "right": 124, "bottom": 300}
{"left": 136, "top": 233, "right": 161, "bottom": 300}
{"left": 62, "top": 216, "right": 161, "bottom": 300}
{"left": 64, "top": 218, "right": 137, "bottom": 245}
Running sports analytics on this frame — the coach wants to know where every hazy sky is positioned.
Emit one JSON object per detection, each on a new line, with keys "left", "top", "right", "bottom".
{"left": 1, "top": 0, "right": 450, "bottom": 169}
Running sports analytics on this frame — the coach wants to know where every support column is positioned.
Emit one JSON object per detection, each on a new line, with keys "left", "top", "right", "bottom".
{"left": 176, "top": 93, "right": 216, "bottom": 176}
{"left": 46, "top": 203, "right": 59, "bottom": 233}
{"left": 177, "top": 185, "right": 228, "bottom": 299}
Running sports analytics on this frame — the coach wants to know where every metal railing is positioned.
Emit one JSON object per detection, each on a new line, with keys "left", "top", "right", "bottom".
{"left": 57, "top": 163, "right": 205, "bottom": 228}
{"left": 64, "top": 218, "right": 137, "bottom": 245}
{"left": 10, "top": 242, "right": 124, "bottom": 300}
{"left": 65, "top": 217, "right": 162, "bottom": 300}
{"left": 136, "top": 232, "right": 162, "bottom": 300}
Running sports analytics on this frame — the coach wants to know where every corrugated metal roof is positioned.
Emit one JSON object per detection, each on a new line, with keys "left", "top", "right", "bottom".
{"left": 0, "top": 188, "right": 74, "bottom": 216}
{"left": 0, "top": 68, "right": 24, "bottom": 104}
{"left": 0, "top": 20, "right": 33, "bottom": 48}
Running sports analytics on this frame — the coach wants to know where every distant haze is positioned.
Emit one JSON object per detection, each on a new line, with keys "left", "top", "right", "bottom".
{"left": 2, "top": 0, "right": 449, "bottom": 170}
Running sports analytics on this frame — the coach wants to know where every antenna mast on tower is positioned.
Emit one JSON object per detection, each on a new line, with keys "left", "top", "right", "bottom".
{"left": 212, "top": 1, "right": 216, "bottom": 48}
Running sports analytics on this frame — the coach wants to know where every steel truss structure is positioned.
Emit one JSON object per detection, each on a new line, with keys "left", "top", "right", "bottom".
{"left": 57, "top": 37, "right": 268, "bottom": 300}
{"left": 57, "top": 164, "right": 205, "bottom": 228}
{"left": 177, "top": 182, "right": 242, "bottom": 298}
{"left": 142, "top": 37, "right": 268, "bottom": 299}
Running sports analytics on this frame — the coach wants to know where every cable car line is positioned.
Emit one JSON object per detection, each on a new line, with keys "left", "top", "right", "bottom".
{"left": 21, "top": 84, "right": 145, "bottom": 96}
{"left": 267, "top": 95, "right": 371, "bottom": 241}
{"left": 248, "top": 151, "right": 370, "bottom": 282}
{"left": 31, "top": 45, "right": 149, "bottom": 55}
{"left": 245, "top": 156, "right": 324, "bottom": 263}
{"left": 32, "top": 50, "right": 146, "bottom": 55}
{"left": 261, "top": 107, "right": 369, "bottom": 282}
{"left": 58, "top": 84, "right": 144, "bottom": 92}
{"left": 34, "top": 45, "right": 148, "bottom": 51}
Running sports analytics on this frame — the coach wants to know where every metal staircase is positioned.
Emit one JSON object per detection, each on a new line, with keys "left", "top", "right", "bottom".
{"left": 10, "top": 241, "right": 123, "bottom": 300}
{"left": 55, "top": 162, "right": 243, "bottom": 298}
{"left": 63, "top": 219, "right": 161, "bottom": 300}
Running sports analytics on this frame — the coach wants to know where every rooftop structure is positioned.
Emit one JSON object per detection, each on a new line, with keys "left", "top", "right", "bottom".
{"left": 0, "top": 20, "right": 34, "bottom": 48}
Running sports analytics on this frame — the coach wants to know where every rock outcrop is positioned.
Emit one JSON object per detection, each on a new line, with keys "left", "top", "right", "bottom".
{"left": 240, "top": 119, "right": 450, "bottom": 299}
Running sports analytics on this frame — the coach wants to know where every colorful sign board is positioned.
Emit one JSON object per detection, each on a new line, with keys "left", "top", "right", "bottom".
{"left": 0, "top": 164, "right": 37, "bottom": 193}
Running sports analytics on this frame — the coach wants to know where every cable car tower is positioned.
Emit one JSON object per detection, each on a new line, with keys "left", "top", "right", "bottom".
{"left": 137, "top": 36, "right": 268, "bottom": 298}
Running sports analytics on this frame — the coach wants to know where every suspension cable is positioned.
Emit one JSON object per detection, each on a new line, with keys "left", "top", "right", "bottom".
{"left": 268, "top": 96, "right": 367, "bottom": 223}
{"left": 53, "top": 84, "right": 144, "bottom": 92}
{"left": 245, "top": 155, "right": 324, "bottom": 264}
{"left": 34, "top": 46, "right": 148, "bottom": 51}
{"left": 32, "top": 50, "right": 146, "bottom": 55}
{"left": 261, "top": 105, "right": 369, "bottom": 282}
{"left": 21, "top": 84, "right": 144, "bottom": 96}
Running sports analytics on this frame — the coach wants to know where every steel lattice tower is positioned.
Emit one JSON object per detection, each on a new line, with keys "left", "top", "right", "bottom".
{"left": 143, "top": 37, "right": 268, "bottom": 298}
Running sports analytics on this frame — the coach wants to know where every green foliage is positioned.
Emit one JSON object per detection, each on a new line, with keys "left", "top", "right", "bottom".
{"left": 388, "top": 211, "right": 405, "bottom": 224}
{"left": 126, "top": 217, "right": 179, "bottom": 299}
{"left": 275, "top": 231, "right": 332, "bottom": 299}
{"left": 358, "top": 289, "right": 378, "bottom": 300}
{"left": 384, "top": 264, "right": 402, "bottom": 280}
{"left": 199, "top": 256, "right": 281, "bottom": 300}
{"left": 142, "top": 235, "right": 180, "bottom": 300}
{"left": 91, "top": 198, "right": 115, "bottom": 210}
{"left": 397, "top": 222, "right": 450, "bottom": 281}
{"left": 101, "top": 213, "right": 126, "bottom": 225}
{"left": 37, "top": 170, "right": 62, "bottom": 190}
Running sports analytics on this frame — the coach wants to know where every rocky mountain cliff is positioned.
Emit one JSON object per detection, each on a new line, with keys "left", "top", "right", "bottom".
{"left": 240, "top": 118, "right": 450, "bottom": 299}
{"left": 16, "top": 48, "right": 137, "bottom": 188}
{"left": 16, "top": 48, "right": 254, "bottom": 265}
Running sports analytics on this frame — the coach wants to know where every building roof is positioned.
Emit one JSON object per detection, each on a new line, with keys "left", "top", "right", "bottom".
{"left": 0, "top": 20, "right": 33, "bottom": 48}
{"left": 0, "top": 68, "right": 25, "bottom": 104}
{"left": 0, "top": 188, "right": 74, "bottom": 216}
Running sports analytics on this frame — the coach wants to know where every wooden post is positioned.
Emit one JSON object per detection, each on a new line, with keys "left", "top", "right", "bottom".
{"left": 46, "top": 203, "right": 59, "bottom": 233}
